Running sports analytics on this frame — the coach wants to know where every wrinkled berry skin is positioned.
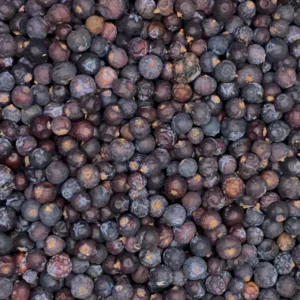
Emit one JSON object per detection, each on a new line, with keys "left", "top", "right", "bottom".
{"left": 46, "top": 254, "right": 72, "bottom": 279}
{"left": 0, "top": 0, "right": 300, "bottom": 299}
{"left": 0, "top": 165, "right": 15, "bottom": 200}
